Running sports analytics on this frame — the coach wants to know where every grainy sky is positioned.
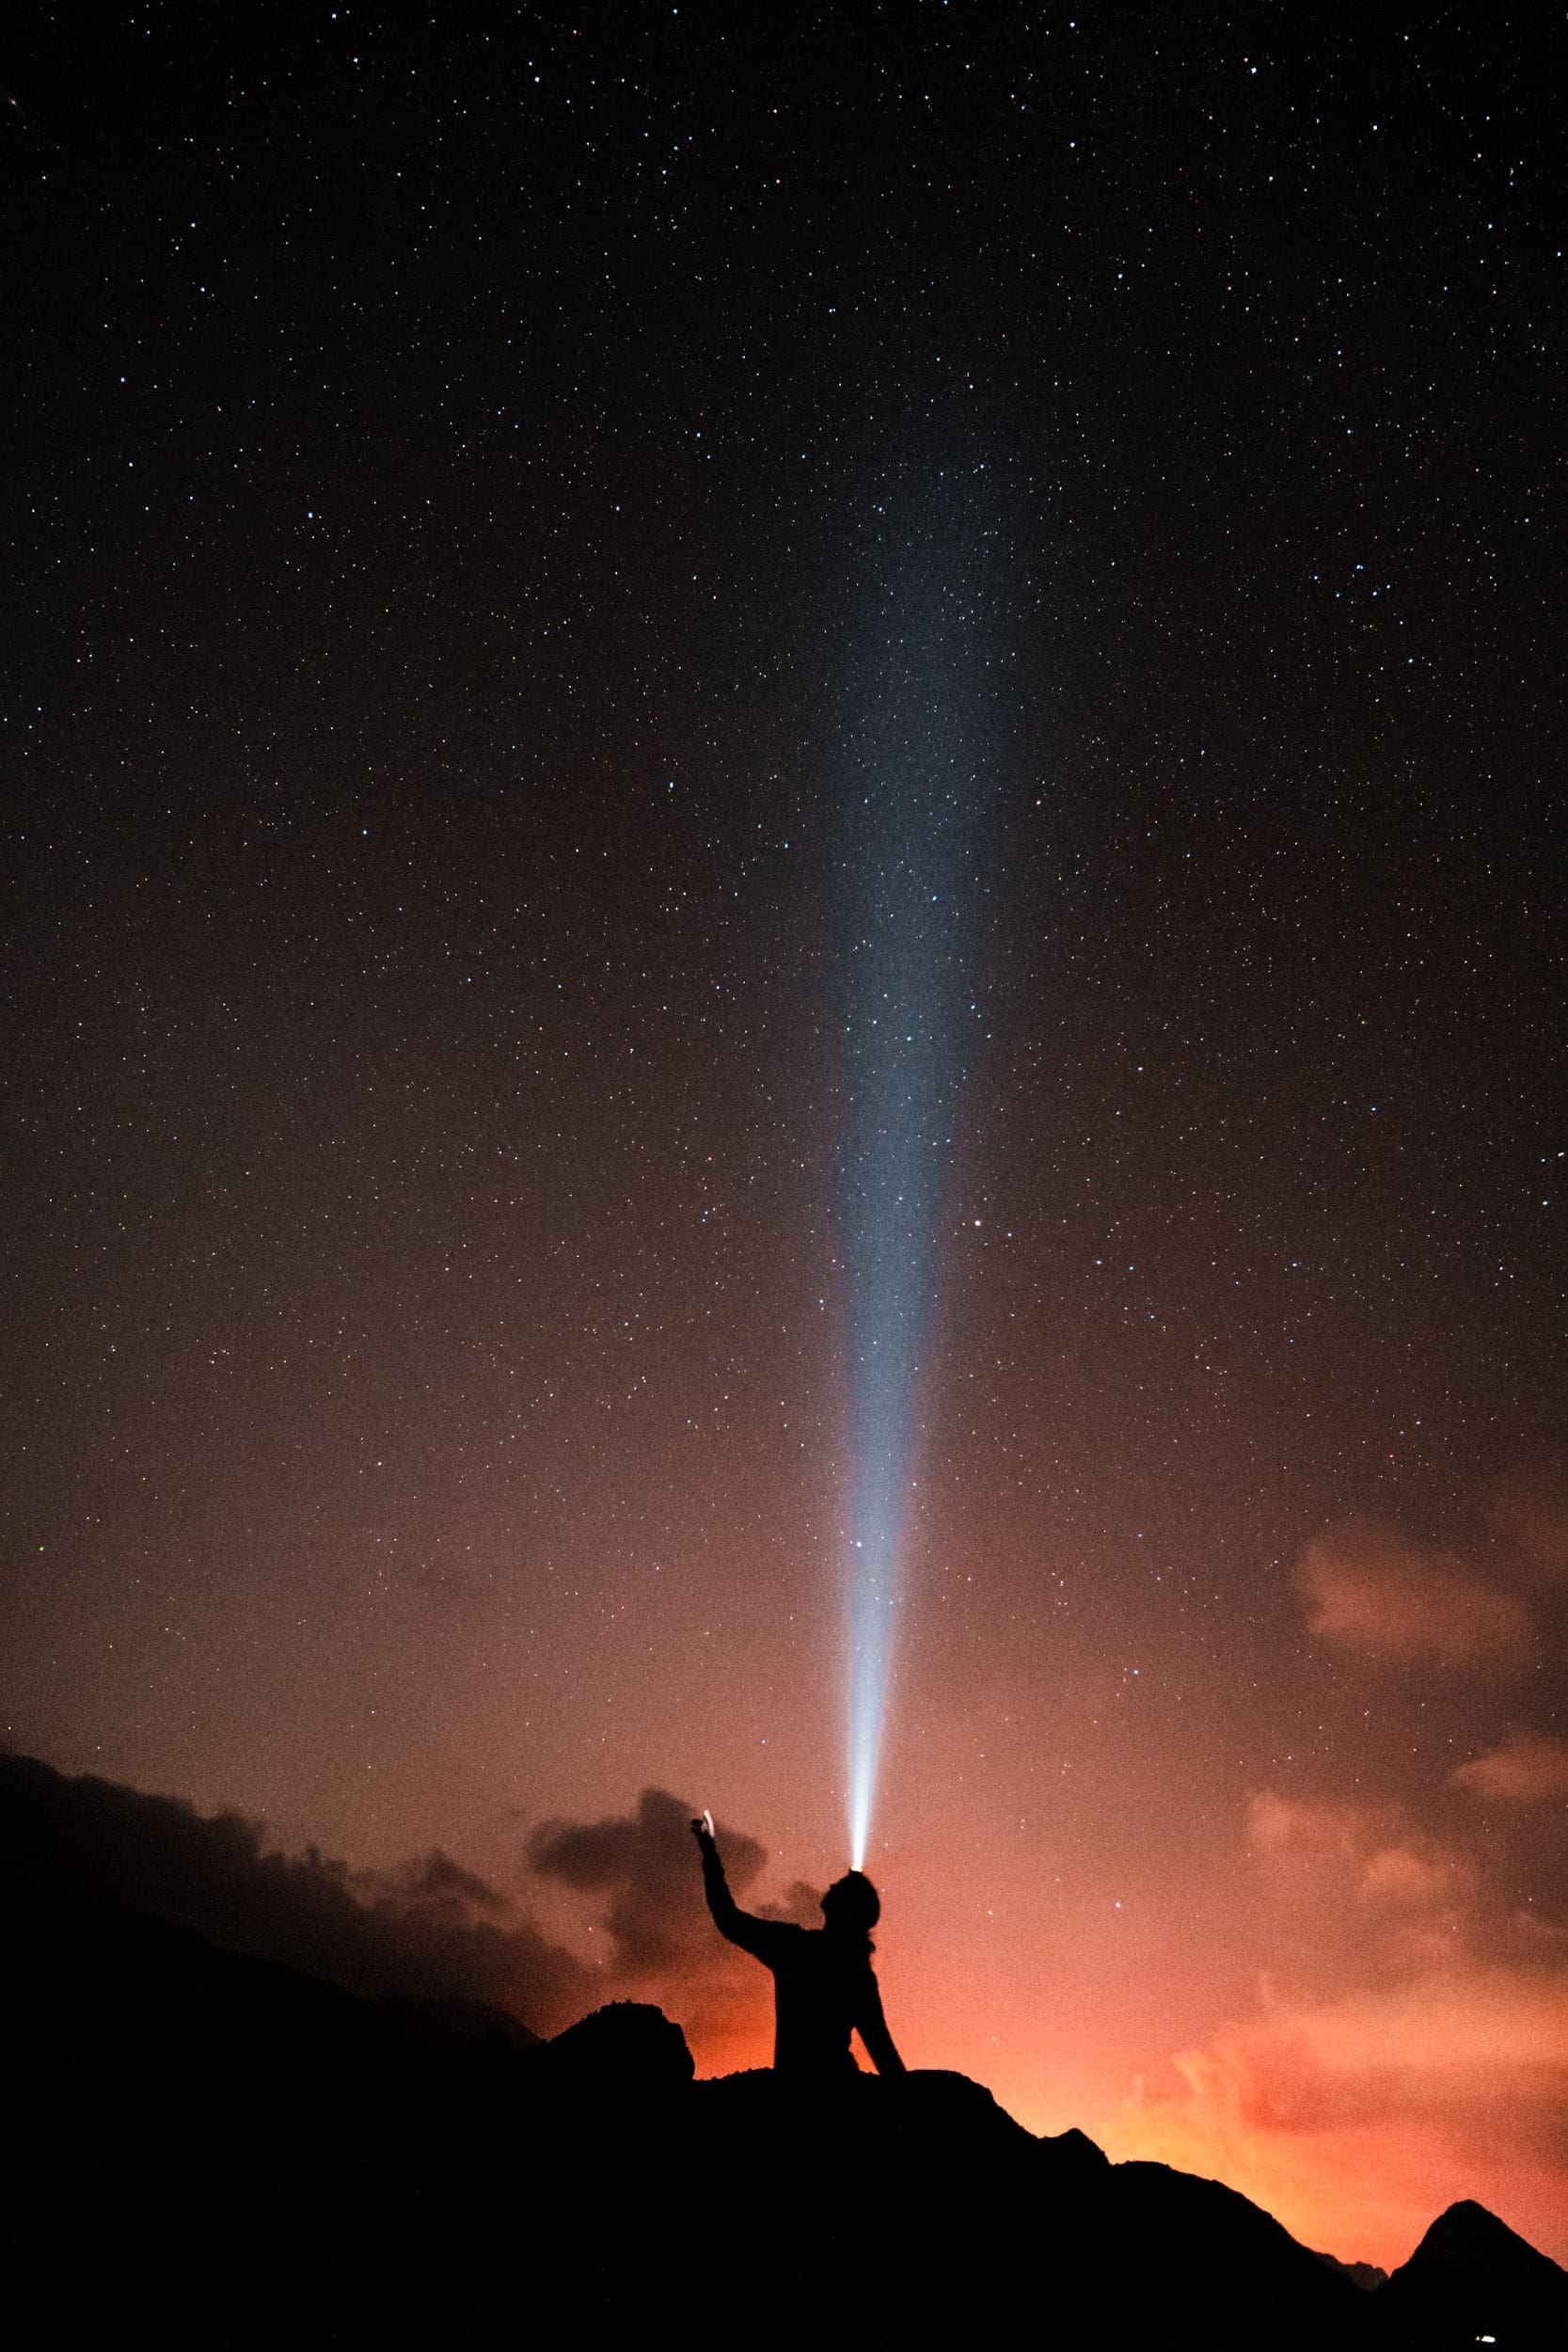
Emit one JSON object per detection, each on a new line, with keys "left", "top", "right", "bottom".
{"left": 4, "top": 4, "right": 1563, "bottom": 2267}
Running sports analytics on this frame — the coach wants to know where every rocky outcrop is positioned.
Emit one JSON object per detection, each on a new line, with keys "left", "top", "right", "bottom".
{"left": 4, "top": 1892, "right": 1563, "bottom": 2348}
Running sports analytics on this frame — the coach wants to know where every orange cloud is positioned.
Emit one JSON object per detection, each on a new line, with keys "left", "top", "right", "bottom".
{"left": 1109, "top": 1963, "right": 1568, "bottom": 2269}
{"left": 1452, "top": 1731, "right": 1568, "bottom": 1804}
{"left": 1101, "top": 1773, "right": 1568, "bottom": 2267}
{"left": 1358, "top": 1843, "right": 1468, "bottom": 1909}
{"left": 1246, "top": 1794, "right": 1474, "bottom": 1920}
{"left": 1296, "top": 1519, "right": 1533, "bottom": 1664}
{"left": 1249, "top": 1791, "right": 1391, "bottom": 1861}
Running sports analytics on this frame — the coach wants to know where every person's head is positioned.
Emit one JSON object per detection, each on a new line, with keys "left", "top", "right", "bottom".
{"left": 820, "top": 1870, "right": 880, "bottom": 1940}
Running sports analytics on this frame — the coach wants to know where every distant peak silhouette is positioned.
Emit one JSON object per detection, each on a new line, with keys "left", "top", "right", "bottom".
{"left": 691, "top": 1815, "right": 906, "bottom": 2078}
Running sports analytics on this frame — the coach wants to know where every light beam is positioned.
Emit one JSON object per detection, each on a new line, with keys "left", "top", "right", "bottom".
{"left": 835, "top": 453, "right": 1011, "bottom": 1867}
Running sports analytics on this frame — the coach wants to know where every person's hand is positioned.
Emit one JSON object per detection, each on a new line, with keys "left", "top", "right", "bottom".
{"left": 690, "top": 1815, "right": 717, "bottom": 1857}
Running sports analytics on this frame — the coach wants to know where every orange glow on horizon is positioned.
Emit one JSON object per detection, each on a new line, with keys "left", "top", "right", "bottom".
{"left": 678, "top": 1994, "right": 1568, "bottom": 2276}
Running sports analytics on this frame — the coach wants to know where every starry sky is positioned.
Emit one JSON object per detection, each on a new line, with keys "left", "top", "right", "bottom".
{"left": 4, "top": 3, "right": 1564, "bottom": 2269}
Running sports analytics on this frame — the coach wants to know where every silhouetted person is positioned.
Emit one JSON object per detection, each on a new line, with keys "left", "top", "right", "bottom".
{"left": 691, "top": 1815, "right": 907, "bottom": 2079}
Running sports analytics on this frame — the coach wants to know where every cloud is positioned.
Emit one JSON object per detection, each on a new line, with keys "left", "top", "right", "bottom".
{"left": 527, "top": 1788, "right": 786, "bottom": 2059}
{"left": 1249, "top": 1792, "right": 1372, "bottom": 1863}
{"left": 1113, "top": 1962, "right": 1568, "bottom": 2268}
{"left": 1357, "top": 1843, "right": 1465, "bottom": 1908}
{"left": 528, "top": 1788, "right": 764, "bottom": 1973}
{"left": 1246, "top": 1794, "right": 1474, "bottom": 1921}
{"left": 1111, "top": 1780, "right": 1568, "bottom": 2266}
{"left": 0, "top": 1755, "right": 791, "bottom": 2067}
{"left": 1172, "top": 1967, "right": 1568, "bottom": 2144}
{"left": 1295, "top": 1519, "right": 1534, "bottom": 1664}
{"left": 1088, "top": 1470, "right": 1568, "bottom": 2266}
{"left": 1451, "top": 1732, "right": 1568, "bottom": 1805}
{"left": 0, "top": 1751, "right": 594, "bottom": 2030}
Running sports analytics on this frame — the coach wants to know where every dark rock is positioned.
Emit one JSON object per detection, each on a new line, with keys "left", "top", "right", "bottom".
{"left": 523, "top": 1995, "right": 696, "bottom": 2099}
{"left": 1042, "top": 2122, "right": 1114, "bottom": 2174}
{"left": 372, "top": 1993, "right": 540, "bottom": 2052}
{"left": 4, "top": 1888, "right": 1561, "bottom": 2349}
{"left": 1316, "top": 2249, "right": 1390, "bottom": 2292}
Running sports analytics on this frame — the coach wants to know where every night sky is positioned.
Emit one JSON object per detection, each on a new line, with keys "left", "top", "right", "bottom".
{"left": 4, "top": 5, "right": 1564, "bottom": 2268}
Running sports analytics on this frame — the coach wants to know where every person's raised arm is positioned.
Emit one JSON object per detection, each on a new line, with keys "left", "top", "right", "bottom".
{"left": 856, "top": 1971, "right": 907, "bottom": 2078}
{"left": 690, "top": 1816, "right": 779, "bottom": 1963}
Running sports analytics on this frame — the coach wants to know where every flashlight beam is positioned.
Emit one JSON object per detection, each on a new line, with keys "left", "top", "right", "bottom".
{"left": 836, "top": 450, "right": 1009, "bottom": 1868}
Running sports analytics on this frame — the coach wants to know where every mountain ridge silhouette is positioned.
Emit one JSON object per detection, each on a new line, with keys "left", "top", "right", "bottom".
{"left": 7, "top": 1889, "right": 1564, "bottom": 2348}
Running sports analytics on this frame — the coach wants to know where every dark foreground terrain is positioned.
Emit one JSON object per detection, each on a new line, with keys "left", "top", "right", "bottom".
{"left": 7, "top": 1894, "right": 1564, "bottom": 2348}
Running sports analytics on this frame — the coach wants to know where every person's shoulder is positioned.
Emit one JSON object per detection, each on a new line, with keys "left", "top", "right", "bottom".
{"left": 749, "top": 1915, "right": 811, "bottom": 1955}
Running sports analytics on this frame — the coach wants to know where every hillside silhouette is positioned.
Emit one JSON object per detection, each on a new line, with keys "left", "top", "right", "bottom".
{"left": 7, "top": 1886, "right": 1564, "bottom": 2348}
